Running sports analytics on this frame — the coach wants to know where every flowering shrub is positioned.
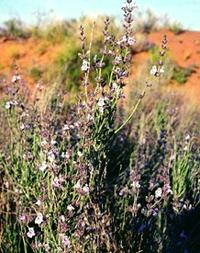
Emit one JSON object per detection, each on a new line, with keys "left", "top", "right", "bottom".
{"left": 0, "top": 1, "right": 200, "bottom": 253}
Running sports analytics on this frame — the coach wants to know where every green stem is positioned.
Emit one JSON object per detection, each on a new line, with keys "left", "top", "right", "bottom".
{"left": 114, "top": 90, "right": 145, "bottom": 134}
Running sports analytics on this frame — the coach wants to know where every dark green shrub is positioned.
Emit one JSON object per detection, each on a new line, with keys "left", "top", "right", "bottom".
{"left": 29, "top": 66, "right": 43, "bottom": 81}
{"left": 1, "top": 18, "right": 29, "bottom": 39}
{"left": 55, "top": 44, "right": 81, "bottom": 92}
{"left": 172, "top": 65, "right": 195, "bottom": 84}
{"left": 169, "top": 22, "right": 184, "bottom": 35}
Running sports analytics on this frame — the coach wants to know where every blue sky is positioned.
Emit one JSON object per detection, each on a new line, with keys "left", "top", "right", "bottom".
{"left": 0, "top": 0, "right": 199, "bottom": 30}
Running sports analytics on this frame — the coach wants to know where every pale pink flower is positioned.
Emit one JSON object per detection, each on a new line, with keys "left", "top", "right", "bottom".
{"left": 59, "top": 234, "right": 70, "bottom": 247}
{"left": 150, "top": 65, "right": 158, "bottom": 76}
{"left": 67, "top": 204, "right": 75, "bottom": 212}
{"left": 160, "top": 66, "right": 164, "bottom": 73}
{"left": 155, "top": 187, "right": 162, "bottom": 198}
{"left": 5, "top": 101, "right": 11, "bottom": 109}
{"left": 48, "top": 151, "right": 56, "bottom": 163}
{"left": 11, "top": 74, "right": 21, "bottom": 83}
{"left": 52, "top": 175, "right": 65, "bottom": 188}
{"left": 39, "top": 161, "right": 48, "bottom": 172}
{"left": 19, "top": 214, "right": 27, "bottom": 223}
{"left": 82, "top": 184, "right": 90, "bottom": 195}
{"left": 63, "top": 124, "right": 70, "bottom": 131}
{"left": 35, "top": 199, "right": 42, "bottom": 206}
{"left": 81, "top": 59, "right": 90, "bottom": 72}
{"left": 97, "top": 97, "right": 105, "bottom": 107}
{"left": 131, "top": 181, "right": 140, "bottom": 189}
{"left": 128, "top": 37, "right": 136, "bottom": 46}
{"left": 27, "top": 227, "right": 35, "bottom": 238}
{"left": 35, "top": 212, "right": 43, "bottom": 225}
{"left": 74, "top": 180, "right": 81, "bottom": 190}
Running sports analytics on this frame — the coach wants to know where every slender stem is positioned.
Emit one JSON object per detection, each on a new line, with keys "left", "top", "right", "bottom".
{"left": 85, "top": 22, "right": 95, "bottom": 102}
{"left": 114, "top": 88, "right": 146, "bottom": 134}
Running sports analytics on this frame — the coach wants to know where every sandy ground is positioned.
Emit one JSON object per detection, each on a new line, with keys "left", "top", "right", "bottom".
{"left": 0, "top": 30, "right": 199, "bottom": 103}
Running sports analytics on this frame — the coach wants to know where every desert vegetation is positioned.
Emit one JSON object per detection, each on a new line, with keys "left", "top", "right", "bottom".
{"left": 0, "top": 0, "right": 200, "bottom": 253}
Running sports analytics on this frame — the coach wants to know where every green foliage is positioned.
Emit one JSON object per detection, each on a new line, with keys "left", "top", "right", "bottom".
{"left": 171, "top": 144, "right": 193, "bottom": 201}
{"left": 135, "top": 9, "right": 159, "bottom": 33}
{"left": 29, "top": 66, "right": 43, "bottom": 81}
{"left": 43, "top": 19, "right": 78, "bottom": 43}
{"left": 154, "top": 102, "right": 168, "bottom": 134}
{"left": 55, "top": 43, "right": 81, "bottom": 92}
{"left": 172, "top": 65, "right": 195, "bottom": 84}
{"left": 169, "top": 22, "right": 184, "bottom": 35}
{"left": 1, "top": 18, "right": 29, "bottom": 39}
{"left": 149, "top": 46, "right": 161, "bottom": 63}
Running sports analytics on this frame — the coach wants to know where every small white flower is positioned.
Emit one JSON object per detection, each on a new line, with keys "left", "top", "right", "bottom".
{"left": 97, "top": 97, "right": 105, "bottom": 107}
{"left": 165, "top": 184, "right": 173, "bottom": 195}
{"left": 20, "top": 124, "right": 25, "bottom": 130}
{"left": 44, "top": 244, "right": 50, "bottom": 251}
{"left": 159, "top": 66, "right": 164, "bottom": 73}
{"left": 27, "top": 227, "right": 35, "bottom": 238}
{"left": 52, "top": 176, "right": 64, "bottom": 188}
{"left": 61, "top": 152, "right": 65, "bottom": 158}
{"left": 60, "top": 215, "right": 65, "bottom": 223}
{"left": 77, "top": 151, "right": 83, "bottom": 157}
{"left": 121, "top": 35, "right": 127, "bottom": 43}
{"left": 62, "top": 151, "right": 70, "bottom": 159}
{"left": 5, "top": 101, "right": 12, "bottom": 109}
{"left": 105, "top": 36, "right": 111, "bottom": 41}
{"left": 14, "top": 188, "right": 19, "bottom": 193}
{"left": 128, "top": 37, "right": 136, "bottom": 46}
{"left": 35, "top": 199, "right": 42, "bottom": 206}
{"left": 12, "top": 74, "right": 21, "bottom": 83}
{"left": 35, "top": 212, "right": 43, "bottom": 225}
{"left": 114, "top": 56, "right": 122, "bottom": 65}
{"left": 119, "top": 187, "right": 128, "bottom": 196}
{"left": 155, "top": 187, "right": 162, "bottom": 198}
{"left": 74, "top": 180, "right": 81, "bottom": 190}
{"left": 169, "top": 154, "right": 176, "bottom": 161}
{"left": 81, "top": 59, "right": 90, "bottom": 72}
{"left": 19, "top": 214, "right": 26, "bottom": 222}
{"left": 99, "top": 106, "right": 104, "bottom": 113}
{"left": 39, "top": 161, "right": 48, "bottom": 172}
{"left": 185, "top": 134, "right": 190, "bottom": 141}
{"left": 59, "top": 234, "right": 70, "bottom": 247}
{"left": 119, "top": 188, "right": 125, "bottom": 196}
{"left": 4, "top": 181, "right": 9, "bottom": 188}
{"left": 48, "top": 151, "right": 55, "bottom": 163}
{"left": 63, "top": 235, "right": 70, "bottom": 246}
{"left": 51, "top": 140, "right": 57, "bottom": 145}
{"left": 131, "top": 181, "right": 140, "bottom": 189}
{"left": 112, "top": 82, "right": 119, "bottom": 90}
{"left": 52, "top": 177, "right": 60, "bottom": 188}
{"left": 63, "top": 124, "right": 70, "bottom": 131}
{"left": 87, "top": 114, "right": 94, "bottom": 121}
{"left": 41, "top": 139, "right": 48, "bottom": 147}
{"left": 74, "top": 122, "right": 79, "bottom": 128}
{"left": 82, "top": 184, "right": 90, "bottom": 195}
{"left": 150, "top": 65, "right": 158, "bottom": 76}
{"left": 67, "top": 204, "right": 75, "bottom": 212}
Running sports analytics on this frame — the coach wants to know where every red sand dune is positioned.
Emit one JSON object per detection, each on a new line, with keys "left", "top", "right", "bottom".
{"left": 129, "top": 30, "right": 200, "bottom": 104}
{"left": 0, "top": 30, "right": 199, "bottom": 103}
